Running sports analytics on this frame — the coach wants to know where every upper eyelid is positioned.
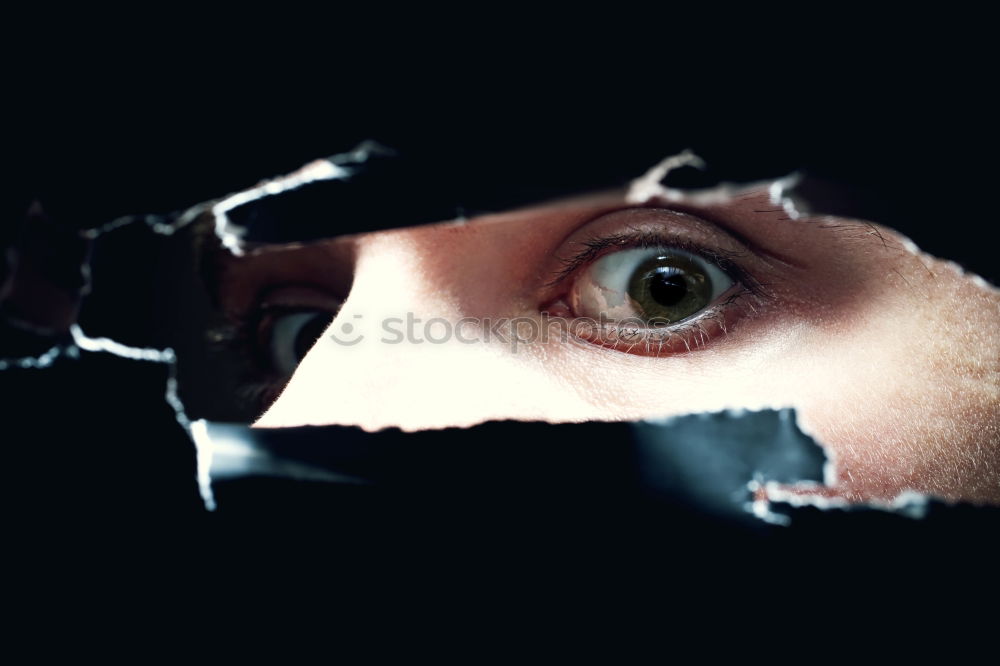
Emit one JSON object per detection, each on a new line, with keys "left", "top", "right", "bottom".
{"left": 545, "top": 220, "right": 762, "bottom": 294}
{"left": 229, "top": 281, "right": 345, "bottom": 321}
{"left": 551, "top": 202, "right": 807, "bottom": 279}
{"left": 548, "top": 233, "right": 716, "bottom": 287}
{"left": 661, "top": 202, "right": 809, "bottom": 269}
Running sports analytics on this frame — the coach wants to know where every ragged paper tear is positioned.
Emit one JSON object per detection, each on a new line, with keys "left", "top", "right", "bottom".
{"left": 4, "top": 143, "right": 993, "bottom": 526}
{"left": 626, "top": 149, "right": 804, "bottom": 219}
{"left": 209, "top": 142, "right": 392, "bottom": 255}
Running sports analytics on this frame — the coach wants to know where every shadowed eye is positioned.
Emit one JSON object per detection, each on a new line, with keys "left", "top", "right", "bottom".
{"left": 569, "top": 247, "right": 734, "bottom": 326}
{"left": 267, "top": 310, "right": 337, "bottom": 375}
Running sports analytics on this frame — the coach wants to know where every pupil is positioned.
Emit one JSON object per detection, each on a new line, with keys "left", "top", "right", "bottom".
{"left": 648, "top": 271, "right": 688, "bottom": 307}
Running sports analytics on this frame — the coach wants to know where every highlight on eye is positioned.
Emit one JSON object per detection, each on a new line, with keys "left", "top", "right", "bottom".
{"left": 541, "top": 217, "right": 770, "bottom": 356}
{"left": 569, "top": 247, "right": 735, "bottom": 326}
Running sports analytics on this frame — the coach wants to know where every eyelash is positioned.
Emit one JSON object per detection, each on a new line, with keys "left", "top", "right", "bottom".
{"left": 550, "top": 229, "right": 763, "bottom": 293}
{"left": 545, "top": 228, "right": 770, "bottom": 356}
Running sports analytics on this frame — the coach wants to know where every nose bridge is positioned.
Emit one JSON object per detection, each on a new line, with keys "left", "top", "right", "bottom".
{"left": 341, "top": 228, "right": 463, "bottom": 321}
{"left": 255, "top": 228, "right": 576, "bottom": 430}
{"left": 320, "top": 228, "right": 469, "bottom": 359}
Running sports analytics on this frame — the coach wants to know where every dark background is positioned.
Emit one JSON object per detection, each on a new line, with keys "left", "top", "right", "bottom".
{"left": 7, "top": 26, "right": 996, "bottom": 285}
{"left": 3, "top": 22, "right": 997, "bottom": 630}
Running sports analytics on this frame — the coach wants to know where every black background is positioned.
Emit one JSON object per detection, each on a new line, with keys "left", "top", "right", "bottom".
{"left": 4, "top": 17, "right": 997, "bottom": 638}
{"left": 7, "top": 22, "right": 996, "bottom": 286}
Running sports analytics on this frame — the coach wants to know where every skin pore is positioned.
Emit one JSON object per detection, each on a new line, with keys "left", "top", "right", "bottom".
{"left": 208, "top": 188, "right": 1000, "bottom": 506}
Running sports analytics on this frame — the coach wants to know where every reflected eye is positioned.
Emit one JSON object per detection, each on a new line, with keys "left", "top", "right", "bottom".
{"left": 266, "top": 309, "right": 337, "bottom": 375}
{"left": 569, "top": 247, "right": 734, "bottom": 326}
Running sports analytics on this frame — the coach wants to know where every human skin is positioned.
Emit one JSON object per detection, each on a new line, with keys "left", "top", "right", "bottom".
{"left": 209, "top": 188, "right": 1000, "bottom": 506}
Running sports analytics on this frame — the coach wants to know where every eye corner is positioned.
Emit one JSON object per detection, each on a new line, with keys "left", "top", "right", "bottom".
{"left": 222, "top": 283, "right": 345, "bottom": 399}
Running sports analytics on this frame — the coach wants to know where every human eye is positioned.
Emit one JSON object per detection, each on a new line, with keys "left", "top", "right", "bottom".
{"left": 220, "top": 285, "right": 341, "bottom": 406}
{"left": 541, "top": 207, "right": 771, "bottom": 356}
{"left": 572, "top": 245, "right": 735, "bottom": 324}
{"left": 262, "top": 307, "right": 337, "bottom": 375}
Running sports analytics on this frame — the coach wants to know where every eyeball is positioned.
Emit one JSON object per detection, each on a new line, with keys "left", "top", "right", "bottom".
{"left": 268, "top": 310, "right": 336, "bottom": 375}
{"left": 569, "top": 247, "right": 734, "bottom": 326}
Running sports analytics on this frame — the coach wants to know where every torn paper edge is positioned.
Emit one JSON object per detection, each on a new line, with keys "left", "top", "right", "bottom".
{"left": 16, "top": 145, "right": 991, "bottom": 517}
{"left": 0, "top": 342, "right": 75, "bottom": 371}
{"left": 641, "top": 406, "right": 944, "bottom": 525}
{"left": 69, "top": 324, "right": 215, "bottom": 511}
{"left": 208, "top": 140, "right": 392, "bottom": 256}
{"left": 761, "top": 483, "right": 932, "bottom": 520}
{"left": 189, "top": 420, "right": 217, "bottom": 511}
{"left": 2, "top": 143, "right": 392, "bottom": 512}
{"left": 626, "top": 150, "right": 805, "bottom": 219}
{"left": 191, "top": 419, "right": 369, "bottom": 497}
{"left": 642, "top": 407, "right": 829, "bottom": 526}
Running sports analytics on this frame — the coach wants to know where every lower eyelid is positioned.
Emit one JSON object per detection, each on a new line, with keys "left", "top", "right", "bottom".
{"left": 535, "top": 208, "right": 785, "bottom": 359}
{"left": 548, "top": 281, "right": 765, "bottom": 358}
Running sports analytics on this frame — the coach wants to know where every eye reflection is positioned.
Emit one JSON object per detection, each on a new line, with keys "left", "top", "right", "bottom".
{"left": 569, "top": 247, "right": 734, "bottom": 326}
